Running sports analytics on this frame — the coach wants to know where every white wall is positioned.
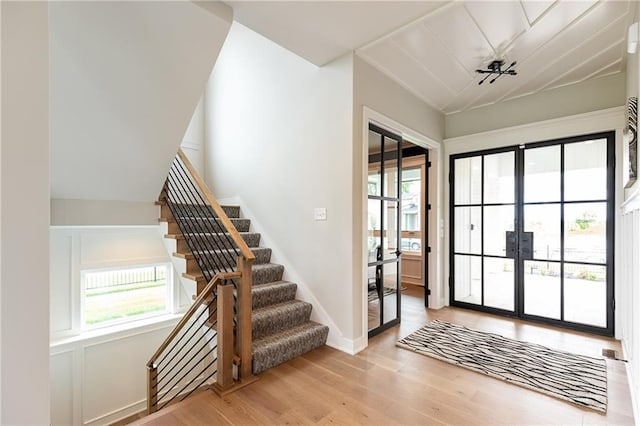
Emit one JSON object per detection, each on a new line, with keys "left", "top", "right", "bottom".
{"left": 205, "top": 23, "right": 356, "bottom": 348}
{"left": 445, "top": 73, "right": 627, "bottom": 139}
{"left": 181, "top": 96, "right": 205, "bottom": 177}
{"left": 49, "top": 227, "right": 185, "bottom": 425}
{"left": 51, "top": 199, "right": 159, "bottom": 226}
{"left": 49, "top": 1, "right": 232, "bottom": 203}
{"left": 353, "top": 55, "right": 445, "bottom": 341}
{"left": 1, "top": 2, "right": 51, "bottom": 424}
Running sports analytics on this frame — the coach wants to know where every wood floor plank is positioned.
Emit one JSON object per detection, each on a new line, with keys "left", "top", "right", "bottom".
{"left": 128, "top": 285, "right": 634, "bottom": 425}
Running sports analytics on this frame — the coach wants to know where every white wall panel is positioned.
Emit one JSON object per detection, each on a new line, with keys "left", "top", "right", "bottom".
{"left": 50, "top": 351, "right": 75, "bottom": 426}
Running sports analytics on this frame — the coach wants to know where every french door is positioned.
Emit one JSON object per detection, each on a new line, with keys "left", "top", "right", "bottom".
{"left": 450, "top": 132, "right": 615, "bottom": 335}
{"left": 367, "top": 123, "right": 402, "bottom": 337}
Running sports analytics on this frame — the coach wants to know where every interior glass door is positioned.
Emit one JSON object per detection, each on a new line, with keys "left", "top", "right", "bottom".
{"left": 450, "top": 132, "right": 614, "bottom": 335}
{"left": 367, "top": 123, "right": 402, "bottom": 337}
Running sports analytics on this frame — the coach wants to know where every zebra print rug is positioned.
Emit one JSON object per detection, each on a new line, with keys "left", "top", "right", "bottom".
{"left": 397, "top": 320, "right": 607, "bottom": 413}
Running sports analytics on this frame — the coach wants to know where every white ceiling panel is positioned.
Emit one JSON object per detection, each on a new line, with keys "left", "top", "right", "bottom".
{"left": 495, "top": 6, "right": 630, "bottom": 102}
{"left": 464, "top": 1, "right": 529, "bottom": 53}
{"left": 544, "top": 41, "right": 625, "bottom": 90}
{"left": 520, "top": 0, "right": 556, "bottom": 26}
{"left": 394, "top": 24, "right": 471, "bottom": 93}
{"left": 422, "top": 3, "right": 496, "bottom": 73}
{"left": 503, "top": 21, "right": 626, "bottom": 98}
{"left": 359, "top": 41, "right": 454, "bottom": 109}
{"left": 225, "top": 1, "right": 449, "bottom": 66}
{"left": 224, "top": 0, "right": 635, "bottom": 114}
{"left": 504, "top": 1, "right": 598, "bottom": 63}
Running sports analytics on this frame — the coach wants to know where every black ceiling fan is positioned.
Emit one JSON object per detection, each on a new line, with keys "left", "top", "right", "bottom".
{"left": 475, "top": 60, "right": 517, "bottom": 85}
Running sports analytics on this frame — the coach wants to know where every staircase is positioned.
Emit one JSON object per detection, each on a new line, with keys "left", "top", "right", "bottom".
{"left": 161, "top": 202, "right": 329, "bottom": 374}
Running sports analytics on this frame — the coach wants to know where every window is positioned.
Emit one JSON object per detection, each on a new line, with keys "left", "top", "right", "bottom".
{"left": 81, "top": 264, "right": 172, "bottom": 328}
{"left": 401, "top": 167, "right": 422, "bottom": 253}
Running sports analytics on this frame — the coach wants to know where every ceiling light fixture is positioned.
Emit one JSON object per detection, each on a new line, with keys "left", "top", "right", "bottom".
{"left": 475, "top": 60, "right": 517, "bottom": 85}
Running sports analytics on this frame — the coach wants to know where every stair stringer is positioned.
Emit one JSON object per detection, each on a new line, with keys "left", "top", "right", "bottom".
{"left": 217, "top": 196, "right": 363, "bottom": 355}
{"left": 158, "top": 220, "right": 197, "bottom": 302}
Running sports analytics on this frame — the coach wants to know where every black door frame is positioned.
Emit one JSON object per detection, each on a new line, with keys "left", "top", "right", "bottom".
{"left": 368, "top": 122, "right": 402, "bottom": 338}
{"left": 449, "top": 131, "right": 615, "bottom": 336}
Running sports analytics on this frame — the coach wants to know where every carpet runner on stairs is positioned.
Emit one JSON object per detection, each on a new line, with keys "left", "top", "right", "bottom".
{"left": 163, "top": 203, "right": 329, "bottom": 375}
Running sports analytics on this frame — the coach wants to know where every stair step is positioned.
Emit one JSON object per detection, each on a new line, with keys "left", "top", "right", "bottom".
{"left": 183, "top": 263, "right": 284, "bottom": 286}
{"left": 165, "top": 231, "right": 261, "bottom": 250}
{"left": 252, "top": 281, "right": 297, "bottom": 309}
{"left": 175, "top": 247, "right": 271, "bottom": 265}
{"left": 163, "top": 217, "right": 251, "bottom": 233}
{"left": 165, "top": 203, "right": 240, "bottom": 219}
{"left": 252, "top": 322, "right": 329, "bottom": 374}
{"left": 252, "top": 300, "right": 312, "bottom": 340}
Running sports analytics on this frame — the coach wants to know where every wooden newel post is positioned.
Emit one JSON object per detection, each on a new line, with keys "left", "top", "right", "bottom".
{"left": 236, "top": 256, "right": 254, "bottom": 379}
{"left": 147, "top": 365, "right": 158, "bottom": 414}
{"left": 216, "top": 283, "right": 234, "bottom": 390}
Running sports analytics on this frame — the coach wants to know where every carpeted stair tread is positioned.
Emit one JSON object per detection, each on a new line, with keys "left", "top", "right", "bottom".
{"left": 188, "top": 247, "right": 271, "bottom": 265}
{"left": 252, "top": 322, "right": 329, "bottom": 374}
{"left": 174, "top": 231, "right": 261, "bottom": 249}
{"left": 168, "top": 203, "right": 240, "bottom": 219}
{"left": 251, "top": 281, "right": 298, "bottom": 309}
{"left": 193, "top": 263, "right": 284, "bottom": 285}
{"left": 252, "top": 300, "right": 312, "bottom": 340}
{"left": 170, "top": 217, "right": 251, "bottom": 233}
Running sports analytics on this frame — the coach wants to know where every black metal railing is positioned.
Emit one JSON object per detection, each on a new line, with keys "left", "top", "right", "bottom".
{"left": 147, "top": 150, "right": 255, "bottom": 414}
{"left": 163, "top": 154, "right": 240, "bottom": 281}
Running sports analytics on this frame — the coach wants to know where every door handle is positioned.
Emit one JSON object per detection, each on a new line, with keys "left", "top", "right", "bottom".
{"left": 519, "top": 232, "right": 534, "bottom": 260}
{"left": 395, "top": 250, "right": 402, "bottom": 257}
{"left": 505, "top": 231, "right": 517, "bottom": 258}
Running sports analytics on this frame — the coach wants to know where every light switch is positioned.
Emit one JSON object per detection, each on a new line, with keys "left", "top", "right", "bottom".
{"left": 314, "top": 207, "right": 327, "bottom": 221}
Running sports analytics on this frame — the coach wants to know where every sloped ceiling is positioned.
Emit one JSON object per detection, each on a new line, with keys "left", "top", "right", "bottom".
{"left": 227, "top": 0, "right": 637, "bottom": 114}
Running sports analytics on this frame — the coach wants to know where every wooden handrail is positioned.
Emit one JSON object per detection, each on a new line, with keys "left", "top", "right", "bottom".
{"left": 176, "top": 149, "right": 256, "bottom": 262}
{"left": 147, "top": 271, "right": 241, "bottom": 368}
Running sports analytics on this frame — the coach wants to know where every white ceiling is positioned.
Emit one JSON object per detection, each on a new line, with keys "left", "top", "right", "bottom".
{"left": 224, "top": 0, "right": 637, "bottom": 115}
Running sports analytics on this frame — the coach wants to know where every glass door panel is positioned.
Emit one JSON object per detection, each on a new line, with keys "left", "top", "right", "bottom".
{"left": 367, "top": 124, "right": 401, "bottom": 337}
{"left": 564, "top": 139, "right": 607, "bottom": 201}
{"left": 454, "top": 255, "right": 481, "bottom": 305}
{"left": 524, "top": 145, "right": 561, "bottom": 203}
{"left": 563, "top": 264, "right": 606, "bottom": 327}
{"left": 484, "top": 257, "right": 514, "bottom": 311}
{"left": 524, "top": 204, "right": 561, "bottom": 261}
{"left": 524, "top": 261, "right": 561, "bottom": 319}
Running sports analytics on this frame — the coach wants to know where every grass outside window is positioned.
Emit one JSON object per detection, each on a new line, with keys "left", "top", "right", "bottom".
{"left": 83, "top": 265, "right": 171, "bottom": 328}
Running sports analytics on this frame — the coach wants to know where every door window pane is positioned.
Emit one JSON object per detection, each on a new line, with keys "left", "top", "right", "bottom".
{"left": 564, "top": 264, "right": 606, "bottom": 327}
{"left": 367, "top": 265, "right": 380, "bottom": 331}
{"left": 564, "top": 203, "right": 606, "bottom": 264}
{"left": 484, "top": 152, "right": 514, "bottom": 204}
{"left": 524, "top": 204, "right": 561, "bottom": 261}
{"left": 484, "top": 257, "right": 514, "bottom": 311}
{"left": 524, "top": 261, "right": 560, "bottom": 319}
{"left": 382, "top": 262, "right": 398, "bottom": 324}
{"left": 483, "top": 205, "right": 514, "bottom": 257}
{"left": 454, "top": 255, "right": 481, "bottom": 305}
{"left": 383, "top": 136, "right": 399, "bottom": 199}
{"left": 368, "top": 130, "right": 382, "bottom": 196}
{"left": 383, "top": 201, "right": 399, "bottom": 261}
{"left": 454, "top": 207, "right": 481, "bottom": 254}
{"left": 367, "top": 199, "right": 381, "bottom": 260}
{"left": 401, "top": 167, "right": 422, "bottom": 254}
{"left": 565, "top": 139, "right": 607, "bottom": 201}
{"left": 524, "top": 145, "right": 560, "bottom": 203}
{"left": 454, "top": 157, "right": 481, "bottom": 205}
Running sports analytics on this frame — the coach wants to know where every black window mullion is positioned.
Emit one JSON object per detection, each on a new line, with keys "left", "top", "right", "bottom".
{"left": 480, "top": 155, "right": 485, "bottom": 306}
{"left": 560, "top": 143, "right": 565, "bottom": 322}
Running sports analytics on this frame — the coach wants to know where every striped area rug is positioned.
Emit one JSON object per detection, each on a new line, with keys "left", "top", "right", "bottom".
{"left": 397, "top": 320, "right": 607, "bottom": 412}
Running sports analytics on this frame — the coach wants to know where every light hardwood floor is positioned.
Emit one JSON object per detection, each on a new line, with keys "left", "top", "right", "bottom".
{"left": 129, "top": 285, "right": 634, "bottom": 425}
